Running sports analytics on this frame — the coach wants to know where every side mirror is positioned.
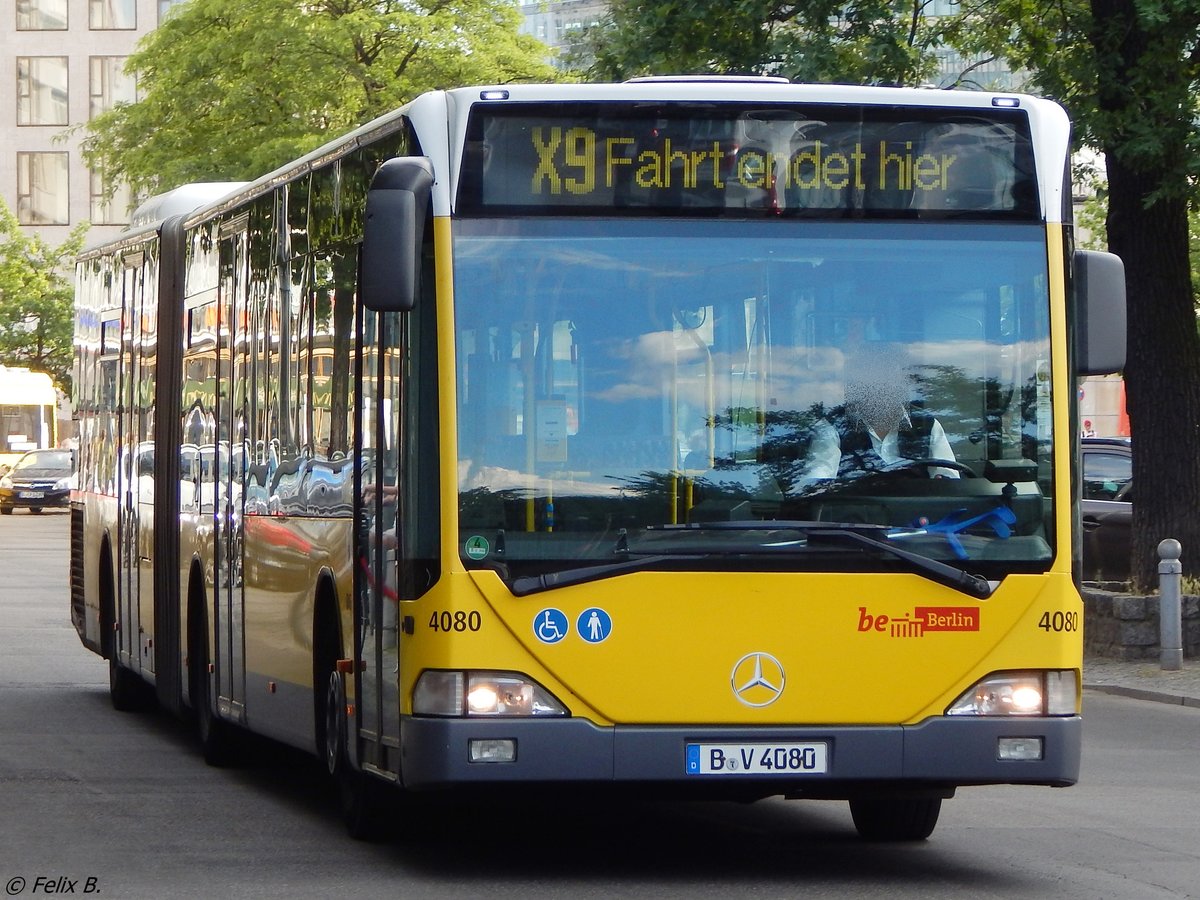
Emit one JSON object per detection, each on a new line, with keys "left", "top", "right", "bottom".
{"left": 1074, "top": 249, "right": 1126, "bottom": 376}
{"left": 361, "top": 157, "right": 435, "bottom": 312}
{"left": 0, "top": 464, "right": 10, "bottom": 478}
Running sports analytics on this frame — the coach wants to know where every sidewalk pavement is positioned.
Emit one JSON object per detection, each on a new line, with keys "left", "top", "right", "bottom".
{"left": 1083, "top": 655, "right": 1200, "bottom": 709}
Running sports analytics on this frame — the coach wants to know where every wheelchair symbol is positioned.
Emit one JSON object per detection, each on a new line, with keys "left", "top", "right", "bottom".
{"left": 534, "top": 608, "right": 569, "bottom": 644}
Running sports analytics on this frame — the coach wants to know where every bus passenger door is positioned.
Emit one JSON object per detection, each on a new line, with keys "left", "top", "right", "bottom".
{"left": 356, "top": 310, "right": 403, "bottom": 772}
{"left": 115, "top": 256, "right": 144, "bottom": 677}
{"left": 135, "top": 257, "right": 157, "bottom": 677}
{"left": 214, "top": 220, "right": 249, "bottom": 723}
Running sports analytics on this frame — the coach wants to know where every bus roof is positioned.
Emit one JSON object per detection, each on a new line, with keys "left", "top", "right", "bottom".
{"left": 129, "top": 182, "right": 248, "bottom": 229}
{"left": 84, "top": 79, "right": 1071, "bottom": 248}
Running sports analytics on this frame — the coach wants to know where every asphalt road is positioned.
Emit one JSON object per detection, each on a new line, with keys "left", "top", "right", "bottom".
{"left": 2, "top": 510, "right": 1198, "bottom": 899}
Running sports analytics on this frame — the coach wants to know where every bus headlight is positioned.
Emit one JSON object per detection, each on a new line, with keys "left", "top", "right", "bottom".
{"left": 946, "top": 670, "right": 1077, "bottom": 716}
{"left": 412, "top": 670, "right": 567, "bottom": 717}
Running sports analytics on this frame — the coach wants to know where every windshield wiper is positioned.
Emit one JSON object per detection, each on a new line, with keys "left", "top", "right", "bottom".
{"left": 510, "top": 521, "right": 993, "bottom": 599}
{"left": 649, "top": 520, "right": 994, "bottom": 599}
{"left": 803, "top": 528, "right": 993, "bottom": 598}
{"left": 510, "top": 554, "right": 694, "bottom": 597}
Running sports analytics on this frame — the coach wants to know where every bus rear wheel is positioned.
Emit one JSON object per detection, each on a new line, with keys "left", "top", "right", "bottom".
{"left": 849, "top": 795, "right": 942, "bottom": 841}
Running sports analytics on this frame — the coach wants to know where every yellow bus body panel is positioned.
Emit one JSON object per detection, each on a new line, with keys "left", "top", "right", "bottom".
{"left": 398, "top": 568, "right": 1082, "bottom": 726}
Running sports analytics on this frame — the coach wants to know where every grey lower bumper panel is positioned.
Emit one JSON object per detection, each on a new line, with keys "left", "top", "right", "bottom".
{"left": 399, "top": 715, "right": 1080, "bottom": 791}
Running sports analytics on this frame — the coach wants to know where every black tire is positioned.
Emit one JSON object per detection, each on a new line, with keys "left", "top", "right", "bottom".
{"left": 101, "top": 545, "right": 148, "bottom": 711}
{"left": 0, "top": 506, "right": 12, "bottom": 515}
{"left": 29, "top": 507, "right": 43, "bottom": 514}
{"left": 323, "top": 669, "right": 346, "bottom": 778}
{"left": 108, "top": 653, "right": 151, "bottom": 712}
{"left": 190, "top": 599, "right": 239, "bottom": 767}
{"left": 849, "top": 795, "right": 942, "bottom": 841}
{"left": 323, "top": 669, "right": 387, "bottom": 840}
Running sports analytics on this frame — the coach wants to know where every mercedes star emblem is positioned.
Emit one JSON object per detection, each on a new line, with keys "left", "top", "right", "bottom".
{"left": 731, "top": 652, "right": 785, "bottom": 707}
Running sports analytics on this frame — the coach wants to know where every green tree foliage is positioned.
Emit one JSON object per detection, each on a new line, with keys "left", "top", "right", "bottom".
{"left": 82, "top": 0, "right": 560, "bottom": 198}
{"left": 572, "top": 0, "right": 947, "bottom": 85}
{"left": 578, "top": 0, "right": 1200, "bottom": 589}
{"left": 944, "top": 0, "right": 1200, "bottom": 588}
{"left": 0, "top": 201, "right": 85, "bottom": 392}
{"left": 1076, "top": 183, "right": 1199, "bottom": 314}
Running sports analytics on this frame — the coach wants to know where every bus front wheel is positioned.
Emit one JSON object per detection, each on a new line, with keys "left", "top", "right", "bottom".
{"left": 189, "top": 597, "right": 238, "bottom": 767}
{"left": 323, "top": 669, "right": 386, "bottom": 840}
{"left": 108, "top": 654, "right": 151, "bottom": 712}
{"left": 849, "top": 795, "right": 942, "bottom": 841}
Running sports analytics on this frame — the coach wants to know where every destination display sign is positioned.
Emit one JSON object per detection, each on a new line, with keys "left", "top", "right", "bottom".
{"left": 457, "top": 102, "right": 1039, "bottom": 218}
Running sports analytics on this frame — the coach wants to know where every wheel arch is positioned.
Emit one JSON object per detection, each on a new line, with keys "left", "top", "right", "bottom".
{"left": 184, "top": 556, "right": 209, "bottom": 712}
{"left": 97, "top": 532, "right": 117, "bottom": 661}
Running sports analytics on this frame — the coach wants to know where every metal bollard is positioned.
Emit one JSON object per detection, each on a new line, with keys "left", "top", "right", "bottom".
{"left": 1158, "top": 538, "right": 1183, "bottom": 671}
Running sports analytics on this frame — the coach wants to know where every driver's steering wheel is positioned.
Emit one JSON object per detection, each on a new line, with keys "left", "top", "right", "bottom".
{"left": 887, "top": 458, "right": 978, "bottom": 478}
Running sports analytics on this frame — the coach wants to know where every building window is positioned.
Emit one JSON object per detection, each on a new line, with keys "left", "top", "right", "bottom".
{"left": 928, "top": 0, "right": 961, "bottom": 15}
{"left": 16, "top": 0, "right": 68, "bottom": 29}
{"left": 90, "top": 57, "right": 136, "bottom": 118}
{"left": 16, "top": 57, "right": 69, "bottom": 126}
{"left": 90, "top": 170, "right": 132, "bottom": 225}
{"left": 89, "top": 0, "right": 135, "bottom": 29}
{"left": 158, "top": 0, "right": 187, "bottom": 22}
{"left": 17, "top": 152, "right": 70, "bottom": 225}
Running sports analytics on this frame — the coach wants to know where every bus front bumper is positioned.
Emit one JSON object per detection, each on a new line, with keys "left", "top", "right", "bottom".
{"left": 398, "top": 715, "right": 1080, "bottom": 792}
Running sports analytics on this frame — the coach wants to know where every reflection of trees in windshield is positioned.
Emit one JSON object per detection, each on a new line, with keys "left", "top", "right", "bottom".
{"left": 460, "top": 483, "right": 672, "bottom": 537}
{"left": 454, "top": 220, "right": 1054, "bottom": 567}
{"left": 909, "top": 367, "right": 1048, "bottom": 480}
{"left": 458, "top": 374, "right": 1051, "bottom": 567}
{"left": 703, "top": 404, "right": 825, "bottom": 496}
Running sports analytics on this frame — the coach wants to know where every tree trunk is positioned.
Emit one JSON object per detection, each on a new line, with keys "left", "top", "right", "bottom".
{"left": 1104, "top": 159, "right": 1200, "bottom": 589}
{"left": 1089, "top": 0, "right": 1200, "bottom": 590}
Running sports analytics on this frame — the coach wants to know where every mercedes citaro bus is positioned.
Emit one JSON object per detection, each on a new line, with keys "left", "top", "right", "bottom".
{"left": 71, "top": 78, "right": 1125, "bottom": 841}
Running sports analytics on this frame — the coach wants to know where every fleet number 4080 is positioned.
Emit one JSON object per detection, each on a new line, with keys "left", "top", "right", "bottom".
{"left": 428, "top": 611, "right": 482, "bottom": 632}
{"left": 1038, "top": 611, "right": 1079, "bottom": 632}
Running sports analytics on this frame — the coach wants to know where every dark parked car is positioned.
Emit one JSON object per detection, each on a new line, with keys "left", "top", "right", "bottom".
{"left": 0, "top": 448, "right": 76, "bottom": 515}
{"left": 1081, "top": 436, "right": 1132, "bottom": 583}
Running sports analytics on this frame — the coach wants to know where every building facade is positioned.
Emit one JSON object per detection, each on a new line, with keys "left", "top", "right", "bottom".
{"left": 516, "top": 0, "right": 606, "bottom": 67}
{"left": 1, "top": 0, "right": 184, "bottom": 250}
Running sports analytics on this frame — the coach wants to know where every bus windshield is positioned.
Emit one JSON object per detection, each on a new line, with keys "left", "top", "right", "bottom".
{"left": 453, "top": 217, "right": 1053, "bottom": 584}
{"left": 2, "top": 404, "right": 52, "bottom": 454}
{"left": 0, "top": 365, "right": 58, "bottom": 465}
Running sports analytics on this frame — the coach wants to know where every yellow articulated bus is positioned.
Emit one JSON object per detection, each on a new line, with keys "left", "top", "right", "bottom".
{"left": 71, "top": 79, "right": 1126, "bottom": 841}
{"left": 0, "top": 364, "right": 58, "bottom": 468}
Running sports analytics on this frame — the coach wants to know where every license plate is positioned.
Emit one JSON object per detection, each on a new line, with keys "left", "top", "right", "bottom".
{"left": 685, "top": 742, "right": 828, "bottom": 776}
{"left": 18, "top": 491, "right": 44, "bottom": 499}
